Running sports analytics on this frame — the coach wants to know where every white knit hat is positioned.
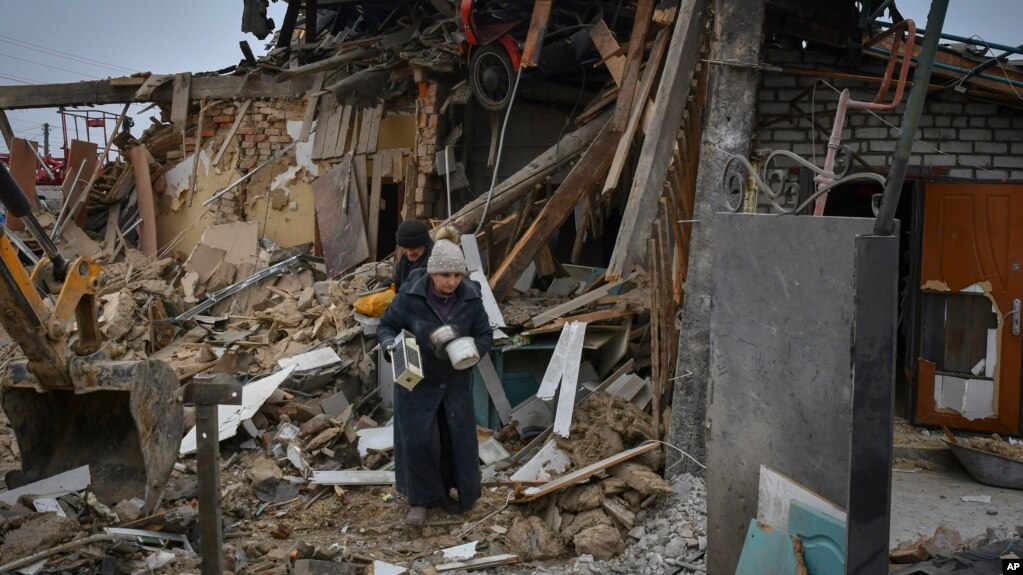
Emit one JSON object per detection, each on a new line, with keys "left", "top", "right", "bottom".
{"left": 427, "top": 239, "right": 468, "bottom": 275}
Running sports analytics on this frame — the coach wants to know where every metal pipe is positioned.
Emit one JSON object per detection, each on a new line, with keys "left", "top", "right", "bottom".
{"left": 953, "top": 43, "right": 1023, "bottom": 87}
{"left": 865, "top": 46, "right": 1023, "bottom": 89}
{"left": 874, "top": 20, "right": 1023, "bottom": 56}
{"left": 874, "top": 0, "right": 948, "bottom": 236}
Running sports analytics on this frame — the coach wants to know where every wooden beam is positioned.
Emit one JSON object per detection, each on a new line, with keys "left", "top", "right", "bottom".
{"left": 7, "top": 138, "right": 38, "bottom": 232}
{"left": 604, "top": 28, "right": 670, "bottom": 194}
{"left": 489, "top": 121, "right": 621, "bottom": 301}
{"left": 611, "top": 0, "right": 655, "bottom": 131}
{"left": 0, "top": 75, "right": 314, "bottom": 110}
{"left": 128, "top": 145, "right": 158, "bottom": 257}
{"left": 170, "top": 73, "right": 192, "bottom": 131}
{"left": 448, "top": 111, "right": 610, "bottom": 234}
{"left": 525, "top": 308, "right": 634, "bottom": 335}
{"left": 299, "top": 74, "right": 324, "bottom": 143}
{"left": 521, "top": 0, "right": 555, "bottom": 68}
{"left": 589, "top": 20, "right": 626, "bottom": 85}
{"left": 607, "top": 0, "right": 707, "bottom": 279}
{"left": 0, "top": 109, "right": 13, "bottom": 150}
{"left": 516, "top": 443, "right": 659, "bottom": 502}
{"left": 367, "top": 152, "right": 383, "bottom": 259}
{"left": 530, "top": 276, "right": 628, "bottom": 328}
{"left": 186, "top": 99, "right": 206, "bottom": 207}
{"left": 213, "top": 99, "right": 252, "bottom": 166}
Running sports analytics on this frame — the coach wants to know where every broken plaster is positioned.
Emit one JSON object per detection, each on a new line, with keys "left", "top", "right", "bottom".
{"left": 165, "top": 147, "right": 213, "bottom": 208}
{"left": 269, "top": 120, "right": 319, "bottom": 192}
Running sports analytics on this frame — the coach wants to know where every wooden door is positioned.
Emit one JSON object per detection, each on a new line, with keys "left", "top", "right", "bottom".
{"left": 916, "top": 183, "right": 1023, "bottom": 434}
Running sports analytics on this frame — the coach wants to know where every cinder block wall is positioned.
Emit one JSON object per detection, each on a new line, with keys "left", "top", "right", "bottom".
{"left": 753, "top": 49, "right": 1023, "bottom": 188}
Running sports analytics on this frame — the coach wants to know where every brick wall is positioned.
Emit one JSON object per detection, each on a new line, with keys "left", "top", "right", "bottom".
{"left": 412, "top": 79, "right": 446, "bottom": 219}
{"left": 203, "top": 100, "right": 303, "bottom": 223}
{"left": 753, "top": 49, "right": 1023, "bottom": 200}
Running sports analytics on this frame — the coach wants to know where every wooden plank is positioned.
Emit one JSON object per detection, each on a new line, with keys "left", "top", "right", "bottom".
{"left": 213, "top": 99, "right": 251, "bottom": 166}
{"left": 274, "top": 47, "right": 380, "bottom": 83}
{"left": 477, "top": 355, "right": 512, "bottom": 425}
{"left": 536, "top": 326, "right": 574, "bottom": 400}
{"left": 431, "top": 554, "right": 520, "bottom": 572}
{"left": 299, "top": 74, "right": 325, "bottom": 143}
{"left": 102, "top": 203, "right": 121, "bottom": 259}
{"left": 366, "top": 105, "right": 383, "bottom": 154}
{"left": 589, "top": 20, "right": 626, "bottom": 85}
{"left": 0, "top": 75, "right": 315, "bottom": 109}
{"left": 312, "top": 156, "right": 370, "bottom": 278}
{"left": 530, "top": 276, "right": 627, "bottom": 328}
{"left": 356, "top": 108, "right": 373, "bottom": 154}
{"left": 521, "top": 0, "right": 555, "bottom": 68}
{"left": 311, "top": 95, "right": 331, "bottom": 160}
{"left": 517, "top": 443, "right": 659, "bottom": 501}
{"left": 611, "top": 0, "right": 655, "bottom": 131}
{"left": 525, "top": 309, "right": 633, "bottom": 335}
{"left": 553, "top": 322, "right": 587, "bottom": 438}
{"left": 353, "top": 153, "right": 369, "bottom": 224}
{"left": 0, "top": 109, "right": 13, "bottom": 149}
{"left": 367, "top": 152, "right": 383, "bottom": 259}
{"left": 310, "top": 470, "right": 395, "bottom": 485}
{"left": 490, "top": 121, "right": 621, "bottom": 301}
{"left": 604, "top": 28, "right": 670, "bottom": 194}
{"left": 0, "top": 465, "right": 90, "bottom": 505}
{"left": 607, "top": 0, "right": 707, "bottom": 278}
{"left": 449, "top": 113, "right": 609, "bottom": 233}
{"left": 462, "top": 234, "right": 508, "bottom": 328}
{"left": 128, "top": 145, "right": 158, "bottom": 257}
{"left": 320, "top": 96, "right": 344, "bottom": 159}
{"left": 649, "top": 234, "right": 662, "bottom": 432}
{"left": 170, "top": 73, "right": 192, "bottom": 131}
{"left": 57, "top": 139, "right": 98, "bottom": 233}
{"left": 7, "top": 138, "right": 38, "bottom": 232}
{"left": 186, "top": 99, "right": 206, "bottom": 207}
{"left": 335, "top": 104, "right": 353, "bottom": 155}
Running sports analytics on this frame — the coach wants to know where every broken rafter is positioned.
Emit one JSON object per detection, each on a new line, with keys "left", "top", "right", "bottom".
{"left": 611, "top": 0, "right": 656, "bottom": 131}
{"left": 489, "top": 120, "right": 621, "bottom": 301}
{"left": 607, "top": 0, "right": 708, "bottom": 279}
{"left": 0, "top": 75, "right": 315, "bottom": 110}
{"left": 447, "top": 112, "right": 610, "bottom": 234}
{"left": 516, "top": 443, "right": 660, "bottom": 502}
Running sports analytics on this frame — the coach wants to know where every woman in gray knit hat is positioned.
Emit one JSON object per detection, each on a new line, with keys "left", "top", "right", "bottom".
{"left": 377, "top": 226, "right": 493, "bottom": 526}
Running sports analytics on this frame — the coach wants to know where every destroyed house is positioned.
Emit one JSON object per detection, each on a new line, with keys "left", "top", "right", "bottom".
{"left": 0, "top": 0, "right": 1022, "bottom": 573}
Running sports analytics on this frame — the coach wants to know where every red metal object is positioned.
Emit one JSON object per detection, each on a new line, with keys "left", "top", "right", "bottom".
{"left": 0, "top": 153, "right": 65, "bottom": 187}
{"left": 458, "top": 0, "right": 523, "bottom": 71}
{"left": 814, "top": 19, "right": 917, "bottom": 216}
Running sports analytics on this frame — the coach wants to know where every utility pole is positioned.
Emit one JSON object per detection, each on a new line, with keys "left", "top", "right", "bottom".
{"left": 42, "top": 123, "right": 49, "bottom": 157}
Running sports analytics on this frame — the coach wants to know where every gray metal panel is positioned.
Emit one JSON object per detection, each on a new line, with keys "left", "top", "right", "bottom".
{"left": 706, "top": 213, "right": 875, "bottom": 574}
{"left": 847, "top": 235, "right": 898, "bottom": 574}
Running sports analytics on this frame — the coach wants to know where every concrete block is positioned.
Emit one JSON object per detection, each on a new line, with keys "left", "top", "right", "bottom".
{"left": 958, "top": 155, "right": 993, "bottom": 166}
{"left": 994, "top": 156, "right": 1023, "bottom": 169}
{"left": 293, "top": 559, "right": 358, "bottom": 575}
{"left": 762, "top": 75, "right": 797, "bottom": 88}
{"left": 936, "top": 141, "right": 972, "bottom": 154}
{"left": 995, "top": 129, "right": 1023, "bottom": 141}
{"left": 976, "top": 169, "right": 1009, "bottom": 180}
{"left": 948, "top": 168, "right": 973, "bottom": 178}
{"left": 974, "top": 141, "right": 1008, "bottom": 154}
{"left": 759, "top": 102, "right": 792, "bottom": 115}
{"left": 959, "top": 128, "right": 992, "bottom": 141}
{"left": 987, "top": 116, "right": 1012, "bottom": 129}
{"left": 968, "top": 117, "right": 987, "bottom": 127}
{"left": 934, "top": 116, "right": 952, "bottom": 127}
{"left": 929, "top": 102, "right": 963, "bottom": 115}
{"left": 951, "top": 116, "right": 969, "bottom": 128}
{"left": 923, "top": 154, "right": 956, "bottom": 167}
{"left": 855, "top": 127, "right": 888, "bottom": 139}
{"left": 869, "top": 140, "right": 897, "bottom": 152}
{"left": 773, "top": 130, "right": 806, "bottom": 142}
{"left": 964, "top": 103, "right": 998, "bottom": 115}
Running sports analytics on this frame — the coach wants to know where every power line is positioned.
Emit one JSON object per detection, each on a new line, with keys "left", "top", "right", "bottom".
{"left": 0, "top": 34, "right": 138, "bottom": 74}
{"left": 0, "top": 73, "right": 37, "bottom": 85}
{"left": 0, "top": 52, "right": 103, "bottom": 80}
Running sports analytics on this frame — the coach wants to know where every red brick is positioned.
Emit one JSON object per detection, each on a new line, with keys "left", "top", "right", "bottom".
{"left": 235, "top": 127, "right": 255, "bottom": 135}
{"left": 269, "top": 135, "right": 292, "bottom": 143}
{"left": 212, "top": 115, "right": 234, "bottom": 123}
{"left": 201, "top": 128, "right": 217, "bottom": 138}
{"left": 245, "top": 134, "right": 267, "bottom": 142}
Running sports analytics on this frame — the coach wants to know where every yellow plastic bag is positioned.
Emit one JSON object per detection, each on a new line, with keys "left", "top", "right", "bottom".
{"left": 354, "top": 287, "right": 396, "bottom": 317}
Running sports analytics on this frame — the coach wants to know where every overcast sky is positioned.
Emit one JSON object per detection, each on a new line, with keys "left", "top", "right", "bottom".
{"left": 1, "top": 1, "right": 1021, "bottom": 156}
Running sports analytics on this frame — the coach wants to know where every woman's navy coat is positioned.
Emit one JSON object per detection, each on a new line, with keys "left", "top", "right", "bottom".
{"left": 377, "top": 272, "right": 493, "bottom": 511}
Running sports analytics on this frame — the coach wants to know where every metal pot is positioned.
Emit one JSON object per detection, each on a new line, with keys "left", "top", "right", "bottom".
{"left": 428, "top": 324, "right": 460, "bottom": 359}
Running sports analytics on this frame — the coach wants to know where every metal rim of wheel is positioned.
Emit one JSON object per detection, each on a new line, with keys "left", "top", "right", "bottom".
{"left": 471, "top": 46, "right": 513, "bottom": 111}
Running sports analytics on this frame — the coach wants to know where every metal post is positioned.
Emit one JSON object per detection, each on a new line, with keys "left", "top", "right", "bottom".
{"left": 873, "top": 0, "right": 949, "bottom": 236}
{"left": 42, "top": 123, "right": 49, "bottom": 157}
{"left": 188, "top": 376, "right": 243, "bottom": 575}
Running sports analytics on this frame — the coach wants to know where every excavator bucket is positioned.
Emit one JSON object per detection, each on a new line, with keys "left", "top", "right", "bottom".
{"left": 1, "top": 359, "right": 183, "bottom": 514}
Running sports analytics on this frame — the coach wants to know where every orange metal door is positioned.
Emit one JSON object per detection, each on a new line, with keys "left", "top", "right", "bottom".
{"left": 917, "top": 183, "right": 1023, "bottom": 434}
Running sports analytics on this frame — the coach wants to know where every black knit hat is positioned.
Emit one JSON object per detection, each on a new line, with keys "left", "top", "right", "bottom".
{"left": 395, "top": 219, "right": 430, "bottom": 248}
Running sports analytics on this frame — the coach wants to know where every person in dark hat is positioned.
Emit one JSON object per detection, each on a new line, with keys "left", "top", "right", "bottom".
{"left": 377, "top": 226, "right": 492, "bottom": 526}
{"left": 382, "top": 219, "right": 434, "bottom": 291}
